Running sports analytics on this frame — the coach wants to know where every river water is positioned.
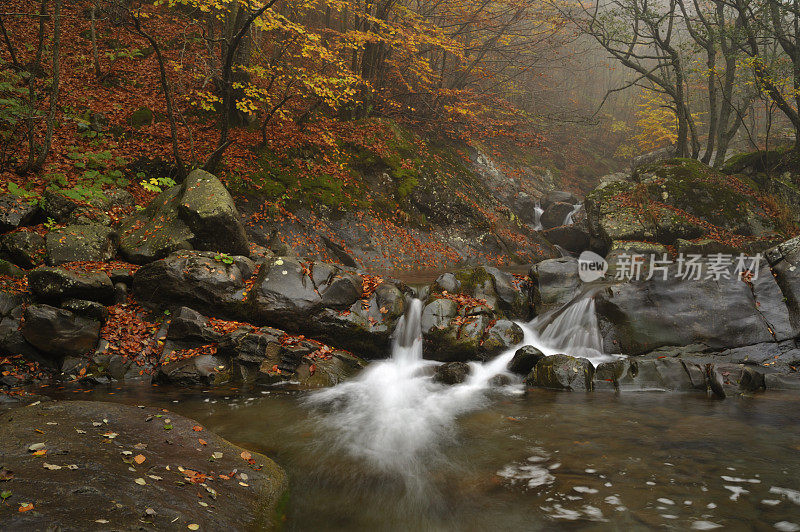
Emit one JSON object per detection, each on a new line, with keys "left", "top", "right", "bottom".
{"left": 48, "top": 384, "right": 800, "bottom": 531}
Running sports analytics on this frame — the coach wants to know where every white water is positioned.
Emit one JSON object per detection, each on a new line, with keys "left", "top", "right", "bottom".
{"left": 307, "top": 294, "right": 615, "bottom": 490}
{"left": 563, "top": 203, "right": 582, "bottom": 225}
{"left": 533, "top": 200, "right": 544, "bottom": 230}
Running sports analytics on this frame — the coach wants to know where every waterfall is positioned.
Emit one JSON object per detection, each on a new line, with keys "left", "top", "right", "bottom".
{"left": 306, "top": 293, "right": 615, "bottom": 491}
{"left": 533, "top": 200, "right": 544, "bottom": 230}
{"left": 563, "top": 203, "right": 582, "bottom": 225}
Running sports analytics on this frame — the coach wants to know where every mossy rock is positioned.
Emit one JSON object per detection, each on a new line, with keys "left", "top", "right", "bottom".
{"left": 127, "top": 106, "right": 154, "bottom": 127}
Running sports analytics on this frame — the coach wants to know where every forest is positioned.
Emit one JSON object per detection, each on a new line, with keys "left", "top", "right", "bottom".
{"left": 1, "top": 0, "right": 800, "bottom": 530}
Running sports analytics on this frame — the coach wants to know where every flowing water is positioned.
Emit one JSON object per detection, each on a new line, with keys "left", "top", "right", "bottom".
{"left": 43, "top": 297, "right": 800, "bottom": 530}
{"left": 563, "top": 203, "right": 582, "bottom": 225}
{"left": 533, "top": 200, "right": 544, "bottom": 231}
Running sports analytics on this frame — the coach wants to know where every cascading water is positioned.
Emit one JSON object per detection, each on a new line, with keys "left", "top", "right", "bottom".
{"left": 563, "top": 203, "right": 582, "bottom": 225}
{"left": 532, "top": 200, "right": 544, "bottom": 230}
{"left": 306, "top": 292, "right": 615, "bottom": 493}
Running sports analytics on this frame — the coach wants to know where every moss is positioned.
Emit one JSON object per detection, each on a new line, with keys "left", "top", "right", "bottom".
{"left": 127, "top": 106, "right": 153, "bottom": 127}
{"left": 453, "top": 266, "right": 492, "bottom": 293}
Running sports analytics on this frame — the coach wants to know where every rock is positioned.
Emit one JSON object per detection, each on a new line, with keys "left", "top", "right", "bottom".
{"left": 442, "top": 265, "right": 531, "bottom": 320}
{"left": 117, "top": 187, "right": 194, "bottom": 263}
{"left": 128, "top": 106, "right": 153, "bottom": 127}
{"left": 433, "top": 272, "right": 461, "bottom": 293}
{"left": 165, "top": 307, "right": 221, "bottom": 343}
{"left": 45, "top": 224, "right": 118, "bottom": 265}
{"left": 586, "top": 158, "right": 776, "bottom": 247}
{"left": 0, "top": 400, "right": 287, "bottom": 530}
{"left": 93, "top": 187, "right": 135, "bottom": 210}
{"left": 21, "top": 304, "right": 101, "bottom": 358}
{"left": 604, "top": 241, "right": 669, "bottom": 280}
{"left": 526, "top": 354, "right": 594, "bottom": 391}
{"left": 65, "top": 205, "right": 112, "bottom": 226}
{"left": 28, "top": 267, "right": 114, "bottom": 304}
{"left": 595, "top": 259, "right": 793, "bottom": 354}
{"left": 529, "top": 257, "right": 581, "bottom": 313}
{"left": 631, "top": 145, "right": 676, "bottom": 169}
{"left": 178, "top": 169, "right": 250, "bottom": 256}
{"left": 433, "top": 361, "right": 470, "bottom": 385}
{"left": 482, "top": 319, "right": 524, "bottom": 354}
{"left": 118, "top": 170, "right": 248, "bottom": 263}
{"left": 41, "top": 189, "right": 80, "bottom": 222}
{"left": 0, "top": 195, "right": 40, "bottom": 232}
{"left": 766, "top": 235, "right": 800, "bottom": 335}
{"left": 423, "top": 313, "right": 523, "bottom": 362}
{"left": 421, "top": 298, "right": 458, "bottom": 332}
{"left": 133, "top": 250, "right": 253, "bottom": 316}
{"left": 60, "top": 299, "right": 109, "bottom": 323}
{"left": 0, "top": 259, "right": 25, "bottom": 277}
{"left": 153, "top": 354, "right": 229, "bottom": 386}
{"left": 0, "top": 230, "right": 46, "bottom": 268}
{"left": 540, "top": 201, "right": 576, "bottom": 229}
{"left": 542, "top": 225, "right": 590, "bottom": 254}
{"left": 508, "top": 345, "right": 545, "bottom": 375}
{"left": 542, "top": 190, "right": 580, "bottom": 208}
{"left": 113, "top": 282, "right": 127, "bottom": 304}
{"left": 616, "top": 358, "right": 708, "bottom": 393}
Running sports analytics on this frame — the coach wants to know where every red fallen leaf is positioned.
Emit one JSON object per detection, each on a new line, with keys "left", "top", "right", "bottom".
{"left": 198, "top": 438, "right": 207, "bottom": 445}
{"left": 308, "top": 364, "right": 316, "bottom": 376}
{"left": 18, "top": 503, "right": 34, "bottom": 512}
{"left": 192, "top": 426, "right": 203, "bottom": 432}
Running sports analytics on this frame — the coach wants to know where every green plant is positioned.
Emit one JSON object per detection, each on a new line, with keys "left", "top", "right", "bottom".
{"left": 214, "top": 253, "right": 234, "bottom": 265}
{"left": 44, "top": 217, "right": 58, "bottom": 231}
{"left": 140, "top": 176, "right": 176, "bottom": 193}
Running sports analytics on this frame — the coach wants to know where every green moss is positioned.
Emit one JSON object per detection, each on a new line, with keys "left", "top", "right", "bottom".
{"left": 453, "top": 266, "right": 492, "bottom": 293}
{"left": 127, "top": 106, "right": 153, "bottom": 127}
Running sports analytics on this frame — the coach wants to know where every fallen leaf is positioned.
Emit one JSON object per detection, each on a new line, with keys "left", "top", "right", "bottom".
{"left": 33, "top": 450, "right": 47, "bottom": 456}
{"left": 240, "top": 451, "right": 251, "bottom": 461}
{"left": 134, "top": 478, "right": 146, "bottom": 486}
{"left": 211, "top": 452, "right": 223, "bottom": 459}
{"left": 192, "top": 426, "right": 203, "bottom": 432}
{"left": 18, "top": 503, "right": 33, "bottom": 512}
{"left": 134, "top": 455, "right": 146, "bottom": 465}
{"left": 198, "top": 439, "right": 207, "bottom": 446}
{"left": 28, "top": 443, "right": 45, "bottom": 452}
{"left": 43, "top": 463, "right": 61, "bottom": 470}
{"left": 188, "top": 524, "right": 200, "bottom": 530}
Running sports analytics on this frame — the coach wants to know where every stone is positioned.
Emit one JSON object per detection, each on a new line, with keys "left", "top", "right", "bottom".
{"left": 0, "top": 259, "right": 24, "bottom": 277}
{"left": 41, "top": 189, "right": 80, "bottom": 222}
{"left": 153, "top": 355, "right": 229, "bottom": 386}
{"left": 0, "top": 400, "right": 287, "bottom": 530}
{"left": 526, "top": 354, "right": 594, "bottom": 391}
{"left": 178, "top": 169, "right": 250, "bottom": 256}
{"left": 60, "top": 299, "right": 109, "bottom": 323}
{"left": 165, "top": 307, "right": 221, "bottom": 343}
{"left": 45, "top": 224, "right": 118, "bottom": 265}
{"left": 432, "top": 272, "right": 461, "bottom": 293}
{"left": 542, "top": 190, "right": 580, "bottom": 208}
{"left": 433, "top": 361, "right": 470, "bottom": 385}
{"left": 540, "top": 201, "right": 576, "bottom": 229}
{"left": 128, "top": 106, "right": 153, "bottom": 127}
{"left": 530, "top": 257, "right": 581, "bottom": 313}
{"left": 542, "top": 225, "right": 590, "bottom": 254}
{"left": 0, "top": 195, "right": 40, "bottom": 232}
{"left": 133, "top": 250, "right": 253, "bottom": 316}
{"left": 0, "top": 230, "right": 46, "bottom": 268}
{"left": 508, "top": 345, "right": 545, "bottom": 375}
{"left": 27, "top": 267, "right": 114, "bottom": 304}
{"left": 21, "top": 304, "right": 101, "bottom": 357}
{"left": 117, "top": 187, "right": 194, "bottom": 263}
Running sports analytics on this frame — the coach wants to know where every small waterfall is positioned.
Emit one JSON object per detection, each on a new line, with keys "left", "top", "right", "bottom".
{"left": 563, "top": 203, "right": 582, "bottom": 225}
{"left": 533, "top": 200, "right": 544, "bottom": 230}
{"left": 306, "top": 293, "right": 615, "bottom": 493}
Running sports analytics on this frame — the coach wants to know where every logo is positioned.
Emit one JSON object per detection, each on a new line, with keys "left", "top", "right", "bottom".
{"left": 578, "top": 251, "right": 608, "bottom": 282}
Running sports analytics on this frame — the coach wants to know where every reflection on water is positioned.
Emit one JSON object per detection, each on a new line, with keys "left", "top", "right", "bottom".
{"left": 46, "top": 385, "right": 800, "bottom": 531}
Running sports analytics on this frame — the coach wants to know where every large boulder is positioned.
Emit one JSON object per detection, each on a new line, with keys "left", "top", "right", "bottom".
{"left": 529, "top": 257, "right": 582, "bottom": 313}
{"left": 433, "top": 361, "right": 470, "bottom": 385}
{"left": 21, "top": 304, "right": 101, "bottom": 358}
{"left": 540, "top": 201, "right": 576, "bottom": 229}
{"left": 133, "top": 250, "right": 254, "bottom": 317}
{"left": 45, "top": 224, "right": 118, "bottom": 265}
{"left": 595, "top": 259, "right": 793, "bottom": 354}
{"left": 118, "top": 169, "right": 248, "bottom": 263}
{"left": 422, "top": 309, "right": 523, "bottom": 362}
{"left": 508, "top": 345, "right": 545, "bottom": 375}
{"left": 0, "top": 230, "right": 46, "bottom": 269}
{"left": 585, "top": 158, "right": 778, "bottom": 248}
{"left": 766, "top": 235, "right": 800, "bottom": 335}
{"left": 432, "top": 265, "right": 532, "bottom": 321}
{"left": 542, "top": 225, "right": 590, "bottom": 254}
{"left": 526, "top": 354, "right": 594, "bottom": 391}
{"left": 0, "top": 194, "right": 39, "bottom": 232}
{"left": 27, "top": 267, "right": 114, "bottom": 304}
{"left": 0, "top": 400, "right": 288, "bottom": 531}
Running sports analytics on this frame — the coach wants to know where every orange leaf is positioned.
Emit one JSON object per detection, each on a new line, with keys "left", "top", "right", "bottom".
{"left": 192, "top": 426, "right": 203, "bottom": 432}
{"left": 240, "top": 451, "right": 251, "bottom": 461}
{"left": 198, "top": 439, "right": 207, "bottom": 446}
{"left": 18, "top": 503, "right": 34, "bottom": 512}
{"left": 133, "top": 454, "right": 146, "bottom": 465}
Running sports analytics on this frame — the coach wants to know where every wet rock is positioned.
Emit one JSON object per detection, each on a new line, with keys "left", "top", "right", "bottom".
{"left": 0, "top": 195, "right": 40, "bottom": 232}
{"left": 45, "top": 224, "right": 118, "bottom": 265}
{"left": 540, "top": 202, "right": 576, "bottom": 229}
{"left": 595, "top": 259, "right": 793, "bottom": 354}
{"left": 153, "top": 354, "right": 229, "bottom": 386}
{"left": 526, "top": 354, "right": 594, "bottom": 391}
{"left": 529, "top": 257, "right": 581, "bottom": 313}
{"left": 424, "top": 314, "right": 523, "bottom": 362}
{"left": 0, "top": 231, "right": 46, "bottom": 268}
{"left": 421, "top": 298, "right": 458, "bottom": 333}
{"left": 766, "top": 235, "right": 800, "bottom": 335}
{"left": 60, "top": 299, "right": 109, "bottom": 323}
{"left": 508, "top": 345, "right": 545, "bottom": 375}
{"left": 617, "top": 358, "right": 706, "bottom": 392}
{"left": 41, "top": 189, "right": 80, "bottom": 222}
{"left": 542, "top": 190, "right": 580, "bottom": 209}
{"left": 433, "top": 361, "right": 470, "bottom": 385}
{"left": 113, "top": 281, "right": 127, "bottom": 304}
{"left": 27, "top": 267, "right": 114, "bottom": 304}
{"left": 482, "top": 319, "right": 525, "bottom": 354}
{"left": 542, "top": 225, "right": 590, "bottom": 254}
{"left": 65, "top": 205, "right": 112, "bottom": 226}
{"left": 133, "top": 250, "right": 253, "bottom": 316}
{"left": 21, "top": 304, "right": 101, "bottom": 358}
{"left": 0, "top": 400, "right": 287, "bottom": 531}
{"left": 117, "top": 187, "right": 194, "bottom": 263}
{"left": 165, "top": 306, "right": 221, "bottom": 343}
